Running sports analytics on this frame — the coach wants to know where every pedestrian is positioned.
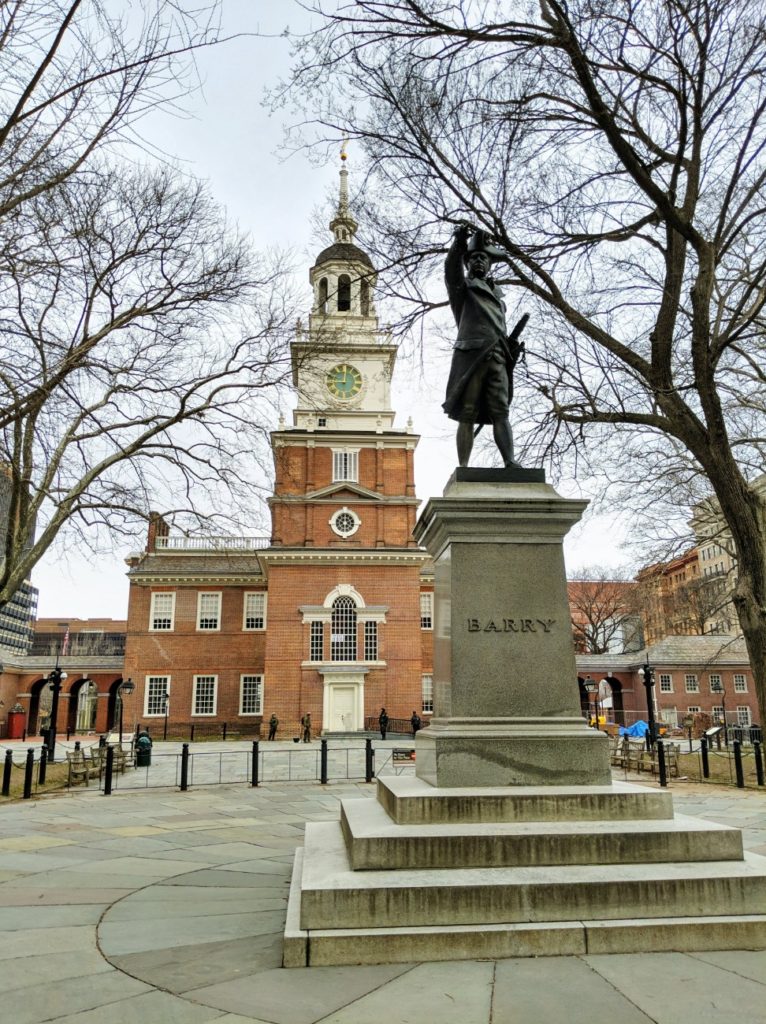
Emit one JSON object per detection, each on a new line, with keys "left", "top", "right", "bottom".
{"left": 301, "top": 712, "right": 312, "bottom": 743}
{"left": 268, "top": 713, "right": 279, "bottom": 741}
{"left": 410, "top": 711, "right": 421, "bottom": 737}
{"left": 378, "top": 707, "right": 389, "bottom": 740}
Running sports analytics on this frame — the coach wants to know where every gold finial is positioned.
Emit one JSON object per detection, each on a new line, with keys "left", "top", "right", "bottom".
{"left": 340, "top": 139, "right": 348, "bottom": 162}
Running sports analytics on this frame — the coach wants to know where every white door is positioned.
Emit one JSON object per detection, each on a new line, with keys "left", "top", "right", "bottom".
{"left": 330, "top": 686, "right": 356, "bottom": 731}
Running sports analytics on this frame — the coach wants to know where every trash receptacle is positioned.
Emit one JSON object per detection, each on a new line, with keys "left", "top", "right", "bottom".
{"left": 135, "top": 730, "right": 152, "bottom": 767}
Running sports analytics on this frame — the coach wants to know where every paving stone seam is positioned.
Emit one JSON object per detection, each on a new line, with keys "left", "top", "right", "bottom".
{"left": 575, "top": 954, "right": 660, "bottom": 1024}
{"left": 687, "top": 950, "right": 766, "bottom": 987}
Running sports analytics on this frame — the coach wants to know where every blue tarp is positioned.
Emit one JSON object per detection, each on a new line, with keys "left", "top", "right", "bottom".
{"left": 619, "top": 720, "right": 649, "bottom": 738}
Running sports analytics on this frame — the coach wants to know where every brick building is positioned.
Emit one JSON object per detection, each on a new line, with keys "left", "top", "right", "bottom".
{"left": 120, "top": 158, "right": 434, "bottom": 737}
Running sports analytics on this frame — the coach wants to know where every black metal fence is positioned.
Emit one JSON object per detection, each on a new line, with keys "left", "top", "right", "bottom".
{"left": 98, "top": 738, "right": 400, "bottom": 794}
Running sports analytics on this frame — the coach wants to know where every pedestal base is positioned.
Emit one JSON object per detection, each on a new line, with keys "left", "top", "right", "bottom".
{"left": 415, "top": 717, "right": 611, "bottom": 787}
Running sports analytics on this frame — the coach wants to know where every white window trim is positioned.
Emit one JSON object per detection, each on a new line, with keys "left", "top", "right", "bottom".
{"left": 736, "top": 706, "right": 752, "bottom": 726}
{"left": 239, "top": 674, "right": 264, "bottom": 716}
{"left": 197, "top": 591, "right": 222, "bottom": 632}
{"left": 734, "top": 674, "right": 748, "bottom": 693}
{"left": 149, "top": 592, "right": 176, "bottom": 632}
{"left": 192, "top": 675, "right": 218, "bottom": 717}
{"left": 329, "top": 506, "right": 361, "bottom": 538}
{"left": 144, "top": 676, "right": 170, "bottom": 717}
{"left": 332, "top": 448, "right": 360, "bottom": 483}
{"left": 242, "top": 592, "right": 267, "bottom": 631}
{"left": 420, "top": 592, "right": 434, "bottom": 631}
{"left": 422, "top": 673, "right": 434, "bottom": 714}
{"left": 659, "top": 673, "right": 673, "bottom": 693}
{"left": 708, "top": 674, "right": 723, "bottom": 693}
{"left": 684, "top": 674, "right": 699, "bottom": 693}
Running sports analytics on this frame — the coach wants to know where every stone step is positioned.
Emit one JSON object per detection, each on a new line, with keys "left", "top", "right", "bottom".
{"left": 284, "top": 849, "right": 766, "bottom": 967}
{"left": 340, "top": 798, "right": 743, "bottom": 870}
{"left": 377, "top": 776, "right": 674, "bottom": 824}
{"left": 299, "top": 821, "right": 766, "bottom": 930}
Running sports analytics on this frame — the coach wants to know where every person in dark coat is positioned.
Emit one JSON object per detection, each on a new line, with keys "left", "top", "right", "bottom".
{"left": 268, "top": 713, "right": 279, "bottom": 740}
{"left": 378, "top": 708, "right": 389, "bottom": 740}
{"left": 410, "top": 711, "right": 421, "bottom": 736}
{"left": 301, "top": 712, "right": 312, "bottom": 743}
{"left": 443, "top": 223, "right": 527, "bottom": 468}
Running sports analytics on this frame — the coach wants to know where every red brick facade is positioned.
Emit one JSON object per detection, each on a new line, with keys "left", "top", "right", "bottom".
{"left": 121, "top": 171, "right": 434, "bottom": 736}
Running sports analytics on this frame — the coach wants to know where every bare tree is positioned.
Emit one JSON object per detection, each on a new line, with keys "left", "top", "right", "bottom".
{"left": 282, "top": 0, "right": 766, "bottom": 729}
{"left": 0, "top": 163, "right": 296, "bottom": 608}
{"left": 0, "top": 2, "right": 296, "bottom": 607}
{"left": 568, "top": 568, "right": 642, "bottom": 654}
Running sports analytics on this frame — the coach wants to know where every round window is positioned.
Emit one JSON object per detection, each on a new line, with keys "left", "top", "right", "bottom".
{"left": 330, "top": 507, "right": 361, "bottom": 538}
{"left": 335, "top": 512, "right": 355, "bottom": 534}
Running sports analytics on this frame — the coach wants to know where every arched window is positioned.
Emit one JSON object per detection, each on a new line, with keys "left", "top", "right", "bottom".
{"left": 331, "top": 596, "right": 357, "bottom": 661}
{"left": 337, "top": 274, "right": 351, "bottom": 311}
{"left": 360, "top": 278, "right": 370, "bottom": 316}
{"left": 318, "top": 277, "right": 328, "bottom": 313}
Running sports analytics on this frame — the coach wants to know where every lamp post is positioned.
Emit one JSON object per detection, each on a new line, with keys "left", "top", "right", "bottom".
{"left": 117, "top": 678, "right": 135, "bottom": 742}
{"left": 46, "top": 666, "right": 68, "bottom": 763}
{"left": 711, "top": 678, "right": 728, "bottom": 747}
{"left": 583, "top": 676, "right": 599, "bottom": 729}
{"left": 637, "top": 662, "right": 657, "bottom": 749}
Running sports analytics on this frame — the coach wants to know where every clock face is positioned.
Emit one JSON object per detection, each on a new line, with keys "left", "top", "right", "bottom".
{"left": 326, "top": 363, "right": 362, "bottom": 400}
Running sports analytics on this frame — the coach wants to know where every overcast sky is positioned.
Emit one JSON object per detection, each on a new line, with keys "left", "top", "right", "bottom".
{"left": 33, "top": 0, "right": 629, "bottom": 621}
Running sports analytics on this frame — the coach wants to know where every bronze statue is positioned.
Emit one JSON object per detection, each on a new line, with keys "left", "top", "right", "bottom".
{"left": 443, "top": 223, "right": 527, "bottom": 467}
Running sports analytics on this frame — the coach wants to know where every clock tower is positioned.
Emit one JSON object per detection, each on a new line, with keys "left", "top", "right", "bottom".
{"left": 261, "top": 153, "right": 430, "bottom": 733}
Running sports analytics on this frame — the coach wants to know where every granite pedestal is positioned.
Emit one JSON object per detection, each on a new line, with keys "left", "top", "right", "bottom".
{"left": 283, "top": 471, "right": 766, "bottom": 965}
{"left": 413, "top": 471, "right": 609, "bottom": 787}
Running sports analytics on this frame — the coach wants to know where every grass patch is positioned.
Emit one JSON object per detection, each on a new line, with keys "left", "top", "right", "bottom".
{"left": 676, "top": 749, "right": 761, "bottom": 787}
{"left": 3, "top": 759, "right": 72, "bottom": 801}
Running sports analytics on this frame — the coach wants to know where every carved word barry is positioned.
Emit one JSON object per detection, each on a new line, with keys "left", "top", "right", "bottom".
{"left": 467, "top": 618, "right": 556, "bottom": 633}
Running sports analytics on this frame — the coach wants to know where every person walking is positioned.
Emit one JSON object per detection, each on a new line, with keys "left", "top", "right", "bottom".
{"left": 378, "top": 707, "right": 389, "bottom": 740}
{"left": 410, "top": 711, "right": 421, "bottom": 737}
{"left": 268, "top": 713, "right": 279, "bottom": 741}
{"left": 301, "top": 712, "right": 312, "bottom": 743}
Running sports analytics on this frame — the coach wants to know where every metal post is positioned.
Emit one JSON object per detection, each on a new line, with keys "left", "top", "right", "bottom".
{"left": 365, "top": 737, "right": 374, "bottom": 783}
{"left": 251, "top": 740, "right": 259, "bottom": 787}
{"left": 754, "top": 741, "right": 764, "bottom": 786}
{"left": 733, "top": 739, "right": 745, "bottom": 789}
{"left": 657, "top": 740, "right": 667, "bottom": 788}
{"left": 222, "top": 722, "right": 227, "bottom": 741}
{"left": 190, "top": 723, "right": 195, "bottom": 743}
{"left": 700, "top": 736, "right": 710, "bottom": 779}
{"left": 48, "top": 671, "right": 62, "bottom": 762}
{"left": 2, "top": 749, "right": 12, "bottom": 796}
{"left": 38, "top": 745, "right": 47, "bottom": 786}
{"left": 180, "top": 742, "right": 189, "bottom": 791}
{"left": 320, "top": 738, "right": 328, "bottom": 784}
{"left": 640, "top": 663, "right": 657, "bottom": 750}
{"left": 104, "top": 745, "right": 114, "bottom": 796}
{"left": 23, "top": 747, "right": 34, "bottom": 799}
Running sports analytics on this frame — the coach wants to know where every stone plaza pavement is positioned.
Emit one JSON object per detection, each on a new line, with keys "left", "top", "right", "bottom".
{"left": 0, "top": 761, "right": 765, "bottom": 1023}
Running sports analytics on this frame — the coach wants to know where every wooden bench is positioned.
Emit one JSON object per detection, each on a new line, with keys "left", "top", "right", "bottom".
{"left": 66, "top": 749, "right": 101, "bottom": 786}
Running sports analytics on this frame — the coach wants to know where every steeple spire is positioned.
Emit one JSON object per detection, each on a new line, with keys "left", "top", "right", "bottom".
{"left": 330, "top": 141, "right": 358, "bottom": 244}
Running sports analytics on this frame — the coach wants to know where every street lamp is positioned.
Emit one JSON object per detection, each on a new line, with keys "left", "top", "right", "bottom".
{"left": 583, "top": 675, "right": 599, "bottom": 729}
{"left": 117, "top": 678, "right": 135, "bottom": 742}
{"left": 710, "top": 678, "right": 729, "bottom": 747}
{"left": 637, "top": 662, "right": 658, "bottom": 749}
{"left": 46, "top": 667, "right": 68, "bottom": 763}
